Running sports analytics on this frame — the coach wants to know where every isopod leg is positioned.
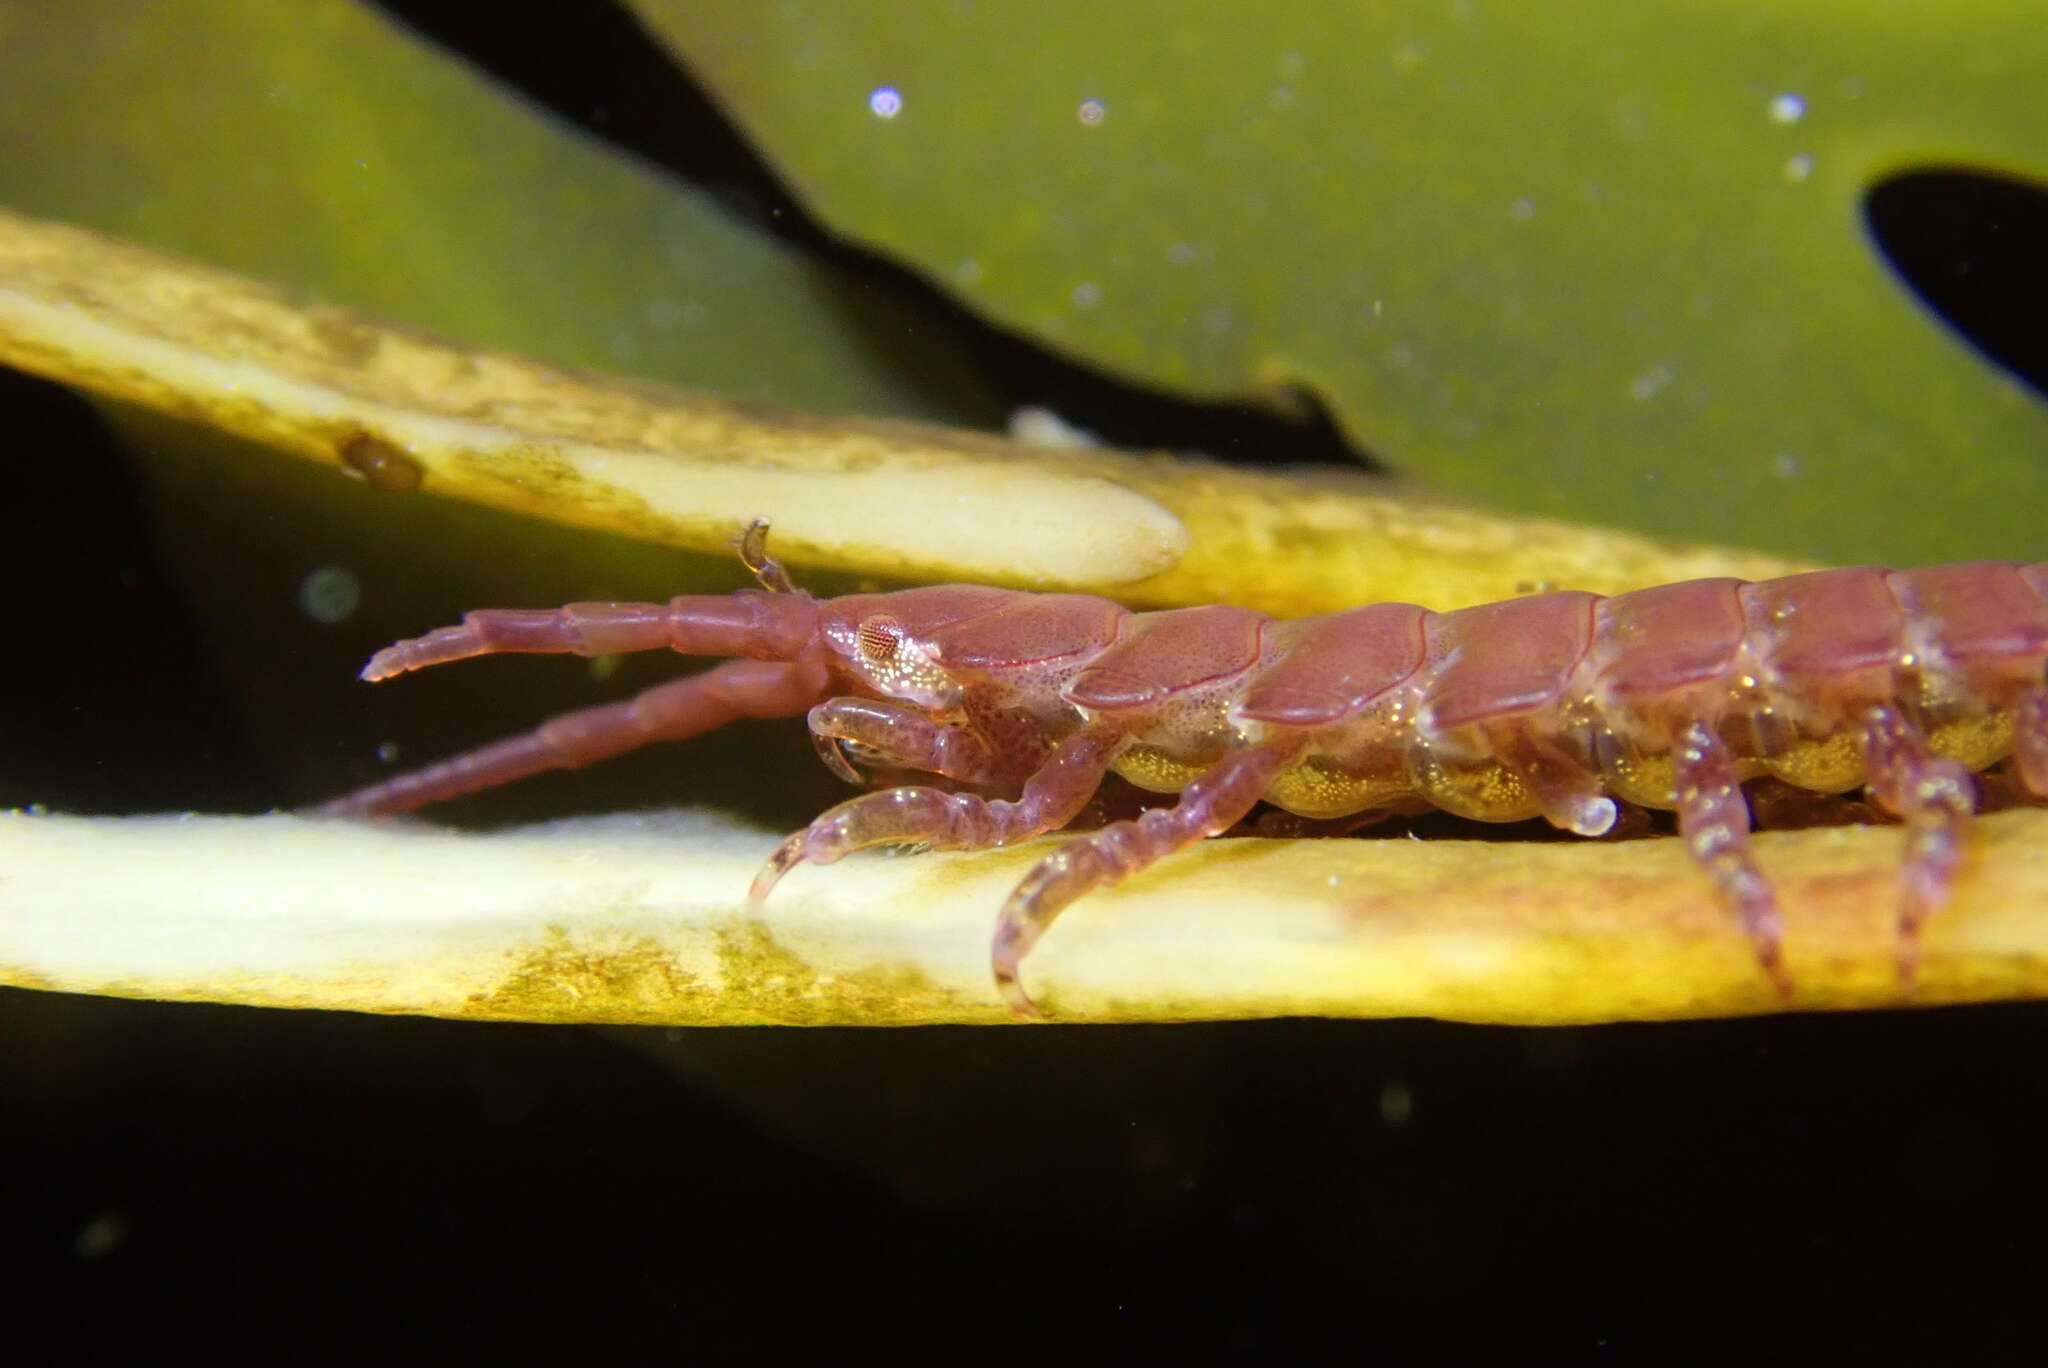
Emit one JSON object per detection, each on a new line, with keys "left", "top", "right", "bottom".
{"left": 1860, "top": 704, "right": 1976, "bottom": 984}
{"left": 1497, "top": 731, "right": 1618, "bottom": 837}
{"left": 317, "top": 658, "right": 827, "bottom": 816}
{"left": 805, "top": 697, "right": 999, "bottom": 789}
{"left": 2015, "top": 685, "right": 2048, "bottom": 797}
{"left": 1674, "top": 721, "right": 1790, "bottom": 996}
{"left": 992, "top": 744, "right": 1298, "bottom": 1017}
{"left": 748, "top": 730, "right": 1119, "bottom": 902}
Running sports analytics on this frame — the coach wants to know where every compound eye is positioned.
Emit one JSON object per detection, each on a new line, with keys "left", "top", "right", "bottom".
{"left": 856, "top": 615, "right": 905, "bottom": 663}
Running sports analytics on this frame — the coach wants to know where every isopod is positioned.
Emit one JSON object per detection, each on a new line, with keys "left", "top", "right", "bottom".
{"left": 321, "top": 522, "right": 2048, "bottom": 1015}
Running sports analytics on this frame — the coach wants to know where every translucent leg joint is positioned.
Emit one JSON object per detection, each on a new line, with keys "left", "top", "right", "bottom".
{"left": 989, "top": 744, "right": 1295, "bottom": 1017}
{"left": 1859, "top": 704, "right": 1977, "bottom": 986}
{"left": 1674, "top": 720, "right": 1790, "bottom": 996}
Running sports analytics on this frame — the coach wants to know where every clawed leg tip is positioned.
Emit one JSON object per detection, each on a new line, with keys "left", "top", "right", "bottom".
{"left": 1895, "top": 952, "right": 1923, "bottom": 998}
{"left": 748, "top": 836, "right": 809, "bottom": 905}
{"left": 991, "top": 920, "right": 1045, "bottom": 1018}
{"left": 1753, "top": 942, "right": 1796, "bottom": 1002}
{"left": 995, "top": 971, "right": 1044, "bottom": 1020}
{"left": 1894, "top": 915, "right": 1928, "bottom": 996}
{"left": 359, "top": 650, "right": 404, "bottom": 682}
{"left": 1755, "top": 939, "right": 1923, "bottom": 1002}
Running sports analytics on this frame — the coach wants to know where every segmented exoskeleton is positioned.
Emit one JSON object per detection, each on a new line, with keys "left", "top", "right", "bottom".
{"left": 322, "top": 523, "right": 2048, "bottom": 1014}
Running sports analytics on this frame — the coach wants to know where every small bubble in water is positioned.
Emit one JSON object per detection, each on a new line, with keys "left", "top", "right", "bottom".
{"left": 376, "top": 741, "right": 401, "bottom": 765}
{"left": 1772, "top": 452, "right": 1801, "bottom": 478}
{"left": 1076, "top": 98, "right": 1106, "bottom": 126}
{"left": 73, "top": 1212, "right": 128, "bottom": 1261}
{"left": 1378, "top": 1080, "right": 1415, "bottom": 1127}
{"left": 297, "top": 565, "right": 360, "bottom": 624}
{"left": 1166, "top": 240, "right": 1197, "bottom": 265}
{"left": 1629, "top": 364, "right": 1675, "bottom": 401}
{"left": 1071, "top": 281, "right": 1102, "bottom": 309}
{"left": 1508, "top": 196, "right": 1535, "bottom": 220}
{"left": 867, "top": 86, "right": 903, "bottom": 119}
{"left": 1769, "top": 92, "right": 1806, "bottom": 124}
{"left": 1783, "top": 152, "right": 1815, "bottom": 183}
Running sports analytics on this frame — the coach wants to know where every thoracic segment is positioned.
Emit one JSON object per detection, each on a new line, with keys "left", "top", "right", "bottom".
{"left": 1188, "top": 566, "right": 2048, "bottom": 830}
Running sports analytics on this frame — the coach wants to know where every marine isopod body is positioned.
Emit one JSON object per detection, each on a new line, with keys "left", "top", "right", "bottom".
{"left": 321, "top": 524, "right": 2048, "bottom": 1015}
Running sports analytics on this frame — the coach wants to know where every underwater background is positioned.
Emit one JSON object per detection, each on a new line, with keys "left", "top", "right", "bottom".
{"left": 3, "top": 3, "right": 2047, "bottom": 1360}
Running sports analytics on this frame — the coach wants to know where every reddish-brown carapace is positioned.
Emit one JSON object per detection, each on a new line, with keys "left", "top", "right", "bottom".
{"left": 320, "top": 522, "right": 2048, "bottom": 1015}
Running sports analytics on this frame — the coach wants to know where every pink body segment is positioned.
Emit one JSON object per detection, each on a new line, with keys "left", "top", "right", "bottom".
{"left": 322, "top": 526, "right": 2048, "bottom": 1015}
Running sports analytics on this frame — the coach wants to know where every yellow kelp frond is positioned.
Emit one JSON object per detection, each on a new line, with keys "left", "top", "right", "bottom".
{"left": 0, "top": 207, "right": 1807, "bottom": 616}
{"left": 4, "top": 809, "right": 2045, "bottom": 1026}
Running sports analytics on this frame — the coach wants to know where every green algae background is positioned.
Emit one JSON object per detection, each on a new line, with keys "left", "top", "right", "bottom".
{"left": 4, "top": 1, "right": 2044, "bottom": 571}
{"left": 637, "top": 0, "right": 2048, "bottom": 566}
{"left": 0, "top": 0, "right": 1001, "bottom": 424}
